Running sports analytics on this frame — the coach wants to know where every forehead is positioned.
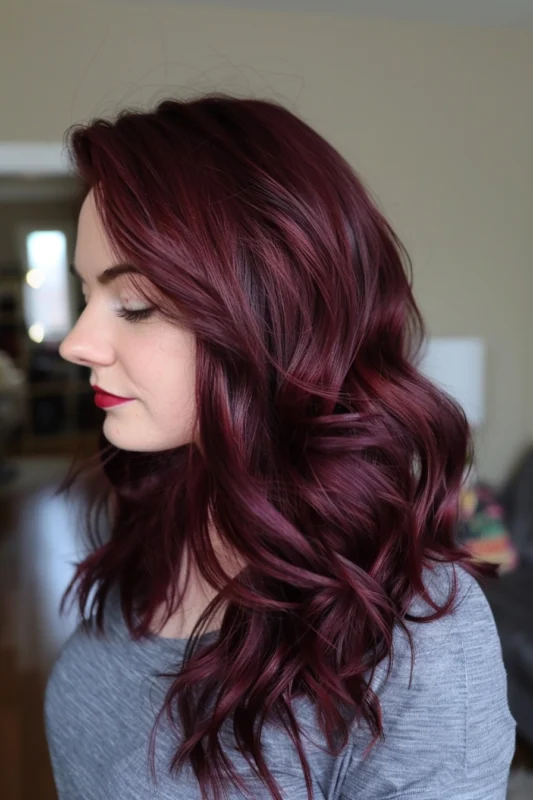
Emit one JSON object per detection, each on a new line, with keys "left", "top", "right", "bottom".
{"left": 75, "top": 189, "right": 116, "bottom": 273}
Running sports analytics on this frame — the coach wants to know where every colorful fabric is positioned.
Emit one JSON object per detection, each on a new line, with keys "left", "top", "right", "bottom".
{"left": 458, "top": 483, "right": 519, "bottom": 574}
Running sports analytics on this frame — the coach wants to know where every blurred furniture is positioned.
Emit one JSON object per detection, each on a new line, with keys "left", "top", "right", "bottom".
{"left": 1, "top": 258, "right": 101, "bottom": 455}
{"left": 477, "top": 444, "right": 533, "bottom": 748}
{"left": 0, "top": 349, "right": 25, "bottom": 482}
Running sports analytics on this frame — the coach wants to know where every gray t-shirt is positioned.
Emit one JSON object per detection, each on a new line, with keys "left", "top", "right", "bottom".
{"left": 44, "top": 562, "right": 516, "bottom": 799}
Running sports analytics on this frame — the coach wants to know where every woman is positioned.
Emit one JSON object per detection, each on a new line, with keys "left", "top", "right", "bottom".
{"left": 44, "top": 93, "right": 515, "bottom": 799}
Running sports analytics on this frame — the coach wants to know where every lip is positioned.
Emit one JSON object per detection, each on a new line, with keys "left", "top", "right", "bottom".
{"left": 91, "top": 384, "right": 135, "bottom": 409}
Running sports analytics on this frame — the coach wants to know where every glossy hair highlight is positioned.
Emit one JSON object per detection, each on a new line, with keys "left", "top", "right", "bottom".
{"left": 58, "top": 92, "right": 497, "bottom": 800}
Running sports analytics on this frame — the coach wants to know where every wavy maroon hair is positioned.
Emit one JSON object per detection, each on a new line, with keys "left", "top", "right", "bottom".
{"left": 58, "top": 92, "right": 497, "bottom": 800}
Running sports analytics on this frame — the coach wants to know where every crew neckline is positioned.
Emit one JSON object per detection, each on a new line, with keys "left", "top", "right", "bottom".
{"left": 117, "top": 593, "right": 221, "bottom": 650}
{"left": 141, "top": 625, "right": 221, "bottom": 648}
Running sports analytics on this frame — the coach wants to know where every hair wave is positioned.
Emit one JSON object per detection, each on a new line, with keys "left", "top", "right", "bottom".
{"left": 58, "top": 92, "right": 497, "bottom": 800}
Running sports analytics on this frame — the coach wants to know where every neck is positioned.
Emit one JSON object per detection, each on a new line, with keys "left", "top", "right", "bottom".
{"left": 149, "top": 531, "right": 246, "bottom": 639}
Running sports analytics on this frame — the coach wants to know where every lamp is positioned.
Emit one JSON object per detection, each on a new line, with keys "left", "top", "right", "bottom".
{"left": 418, "top": 337, "right": 486, "bottom": 485}
{"left": 418, "top": 337, "right": 486, "bottom": 427}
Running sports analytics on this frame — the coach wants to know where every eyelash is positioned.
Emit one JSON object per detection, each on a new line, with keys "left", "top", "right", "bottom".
{"left": 79, "top": 292, "right": 155, "bottom": 323}
{"left": 116, "top": 307, "right": 155, "bottom": 322}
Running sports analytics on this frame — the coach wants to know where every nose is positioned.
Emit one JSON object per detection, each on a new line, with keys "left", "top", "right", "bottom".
{"left": 58, "top": 308, "right": 115, "bottom": 369}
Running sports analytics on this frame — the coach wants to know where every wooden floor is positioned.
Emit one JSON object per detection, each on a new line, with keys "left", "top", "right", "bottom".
{"left": 0, "top": 457, "right": 86, "bottom": 800}
{"left": 0, "top": 455, "right": 532, "bottom": 800}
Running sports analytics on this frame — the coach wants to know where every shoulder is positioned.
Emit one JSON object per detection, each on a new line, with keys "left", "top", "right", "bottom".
{"left": 340, "top": 562, "right": 516, "bottom": 799}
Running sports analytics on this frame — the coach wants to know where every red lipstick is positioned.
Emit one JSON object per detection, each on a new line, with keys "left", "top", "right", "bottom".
{"left": 92, "top": 385, "right": 134, "bottom": 409}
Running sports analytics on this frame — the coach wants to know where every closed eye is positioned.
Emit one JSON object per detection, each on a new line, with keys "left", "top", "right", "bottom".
{"left": 116, "top": 307, "right": 155, "bottom": 322}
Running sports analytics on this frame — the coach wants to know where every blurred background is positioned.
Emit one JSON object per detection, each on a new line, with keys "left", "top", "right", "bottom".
{"left": 0, "top": 1, "right": 532, "bottom": 798}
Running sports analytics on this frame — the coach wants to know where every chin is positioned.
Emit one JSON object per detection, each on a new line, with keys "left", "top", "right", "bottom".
{"left": 102, "top": 417, "right": 146, "bottom": 451}
{"left": 102, "top": 417, "right": 193, "bottom": 452}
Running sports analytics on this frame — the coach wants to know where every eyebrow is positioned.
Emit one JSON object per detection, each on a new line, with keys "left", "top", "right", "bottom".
{"left": 69, "top": 262, "right": 142, "bottom": 286}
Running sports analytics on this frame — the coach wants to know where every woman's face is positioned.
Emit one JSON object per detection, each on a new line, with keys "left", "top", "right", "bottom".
{"left": 59, "top": 190, "right": 197, "bottom": 452}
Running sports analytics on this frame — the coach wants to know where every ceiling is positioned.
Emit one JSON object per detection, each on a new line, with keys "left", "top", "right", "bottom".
{"left": 112, "top": 0, "right": 533, "bottom": 28}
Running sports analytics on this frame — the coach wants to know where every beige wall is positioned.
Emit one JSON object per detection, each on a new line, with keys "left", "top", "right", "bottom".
{"left": 2, "top": 0, "right": 532, "bottom": 484}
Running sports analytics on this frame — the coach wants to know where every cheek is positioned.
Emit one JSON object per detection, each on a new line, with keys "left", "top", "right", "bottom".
{"left": 120, "top": 327, "right": 173, "bottom": 382}
{"left": 132, "top": 330, "right": 196, "bottom": 415}
{"left": 149, "top": 364, "right": 197, "bottom": 446}
{"left": 161, "top": 356, "right": 196, "bottom": 417}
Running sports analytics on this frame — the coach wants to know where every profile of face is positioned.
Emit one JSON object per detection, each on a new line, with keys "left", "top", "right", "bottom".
{"left": 59, "top": 190, "right": 197, "bottom": 452}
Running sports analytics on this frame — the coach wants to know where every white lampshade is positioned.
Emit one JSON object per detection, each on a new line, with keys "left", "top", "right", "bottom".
{"left": 418, "top": 337, "right": 486, "bottom": 428}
